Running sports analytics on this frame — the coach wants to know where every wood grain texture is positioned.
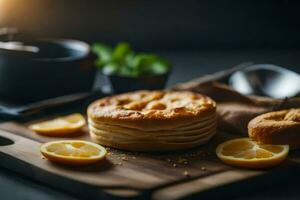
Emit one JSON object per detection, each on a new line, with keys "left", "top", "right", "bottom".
{"left": 0, "top": 118, "right": 297, "bottom": 200}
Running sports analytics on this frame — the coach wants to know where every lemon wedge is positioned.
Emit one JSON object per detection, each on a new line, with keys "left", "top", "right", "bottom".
{"left": 40, "top": 140, "right": 107, "bottom": 165}
{"left": 29, "top": 113, "right": 86, "bottom": 136}
{"left": 216, "top": 138, "right": 289, "bottom": 168}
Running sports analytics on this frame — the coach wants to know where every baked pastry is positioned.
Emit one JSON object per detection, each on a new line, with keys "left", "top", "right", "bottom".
{"left": 87, "top": 90, "right": 217, "bottom": 151}
{"left": 248, "top": 108, "right": 300, "bottom": 148}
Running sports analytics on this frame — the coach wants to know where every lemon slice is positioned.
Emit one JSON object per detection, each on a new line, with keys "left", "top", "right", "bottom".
{"left": 40, "top": 140, "right": 107, "bottom": 165}
{"left": 216, "top": 138, "right": 289, "bottom": 168}
{"left": 29, "top": 113, "right": 86, "bottom": 136}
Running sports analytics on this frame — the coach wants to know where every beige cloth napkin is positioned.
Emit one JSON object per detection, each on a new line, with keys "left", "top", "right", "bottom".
{"left": 172, "top": 63, "right": 300, "bottom": 135}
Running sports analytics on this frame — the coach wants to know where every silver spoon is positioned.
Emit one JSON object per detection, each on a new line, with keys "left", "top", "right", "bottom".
{"left": 229, "top": 64, "right": 300, "bottom": 98}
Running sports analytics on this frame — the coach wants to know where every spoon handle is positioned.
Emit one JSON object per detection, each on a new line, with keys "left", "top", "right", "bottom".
{"left": 0, "top": 110, "right": 20, "bottom": 120}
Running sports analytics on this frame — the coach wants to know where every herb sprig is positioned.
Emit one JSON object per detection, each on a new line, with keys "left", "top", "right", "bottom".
{"left": 92, "top": 42, "right": 171, "bottom": 77}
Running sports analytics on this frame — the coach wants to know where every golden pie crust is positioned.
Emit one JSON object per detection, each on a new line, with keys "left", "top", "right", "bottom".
{"left": 248, "top": 108, "right": 300, "bottom": 148}
{"left": 87, "top": 90, "right": 217, "bottom": 151}
{"left": 88, "top": 90, "right": 216, "bottom": 130}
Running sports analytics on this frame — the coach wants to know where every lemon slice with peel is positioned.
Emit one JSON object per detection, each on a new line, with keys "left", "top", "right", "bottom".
{"left": 216, "top": 138, "right": 289, "bottom": 169}
{"left": 29, "top": 113, "right": 86, "bottom": 136}
{"left": 40, "top": 140, "right": 107, "bottom": 165}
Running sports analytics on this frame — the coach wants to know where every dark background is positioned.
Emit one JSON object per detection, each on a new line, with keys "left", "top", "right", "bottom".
{"left": 2, "top": 0, "right": 300, "bottom": 85}
{"left": 1, "top": 0, "right": 300, "bottom": 51}
{"left": 1, "top": 1, "right": 300, "bottom": 200}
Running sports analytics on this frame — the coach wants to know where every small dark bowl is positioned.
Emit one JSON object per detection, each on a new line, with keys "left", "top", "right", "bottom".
{"left": 106, "top": 73, "right": 170, "bottom": 93}
{"left": 0, "top": 38, "right": 97, "bottom": 103}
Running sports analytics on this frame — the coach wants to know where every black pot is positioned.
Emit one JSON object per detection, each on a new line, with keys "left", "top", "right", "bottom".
{"left": 0, "top": 38, "right": 97, "bottom": 103}
{"left": 107, "top": 73, "right": 170, "bottom": 93}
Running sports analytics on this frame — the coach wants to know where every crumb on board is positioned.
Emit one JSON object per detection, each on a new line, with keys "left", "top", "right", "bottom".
{"left": 177, "top": 157, "right": 188, "bottom": 164}
{"left": 201, "top": 167, "right": 206, "bottom": 171}
{"left": 173, "top": 163, "right": 177, "bottom": 168}
{"left": 183, "top": 170, "right": 189, "bottom": 177}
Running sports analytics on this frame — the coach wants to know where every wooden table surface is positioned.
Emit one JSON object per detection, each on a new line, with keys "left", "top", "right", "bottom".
{"left": 1, "top": 49, "right": 300, "bottom": 200}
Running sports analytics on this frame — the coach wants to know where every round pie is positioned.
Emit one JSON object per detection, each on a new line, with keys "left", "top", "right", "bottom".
{"left": 87, "top": 90, "right": 217, "bottom": 151}
{"left": 248, "top": 108, "right": 300, "bottom": 149}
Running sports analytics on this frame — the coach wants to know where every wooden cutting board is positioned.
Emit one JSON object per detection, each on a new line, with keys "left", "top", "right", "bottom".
{"left": 0, "top": 115, "right": 299, "bottom": 200}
